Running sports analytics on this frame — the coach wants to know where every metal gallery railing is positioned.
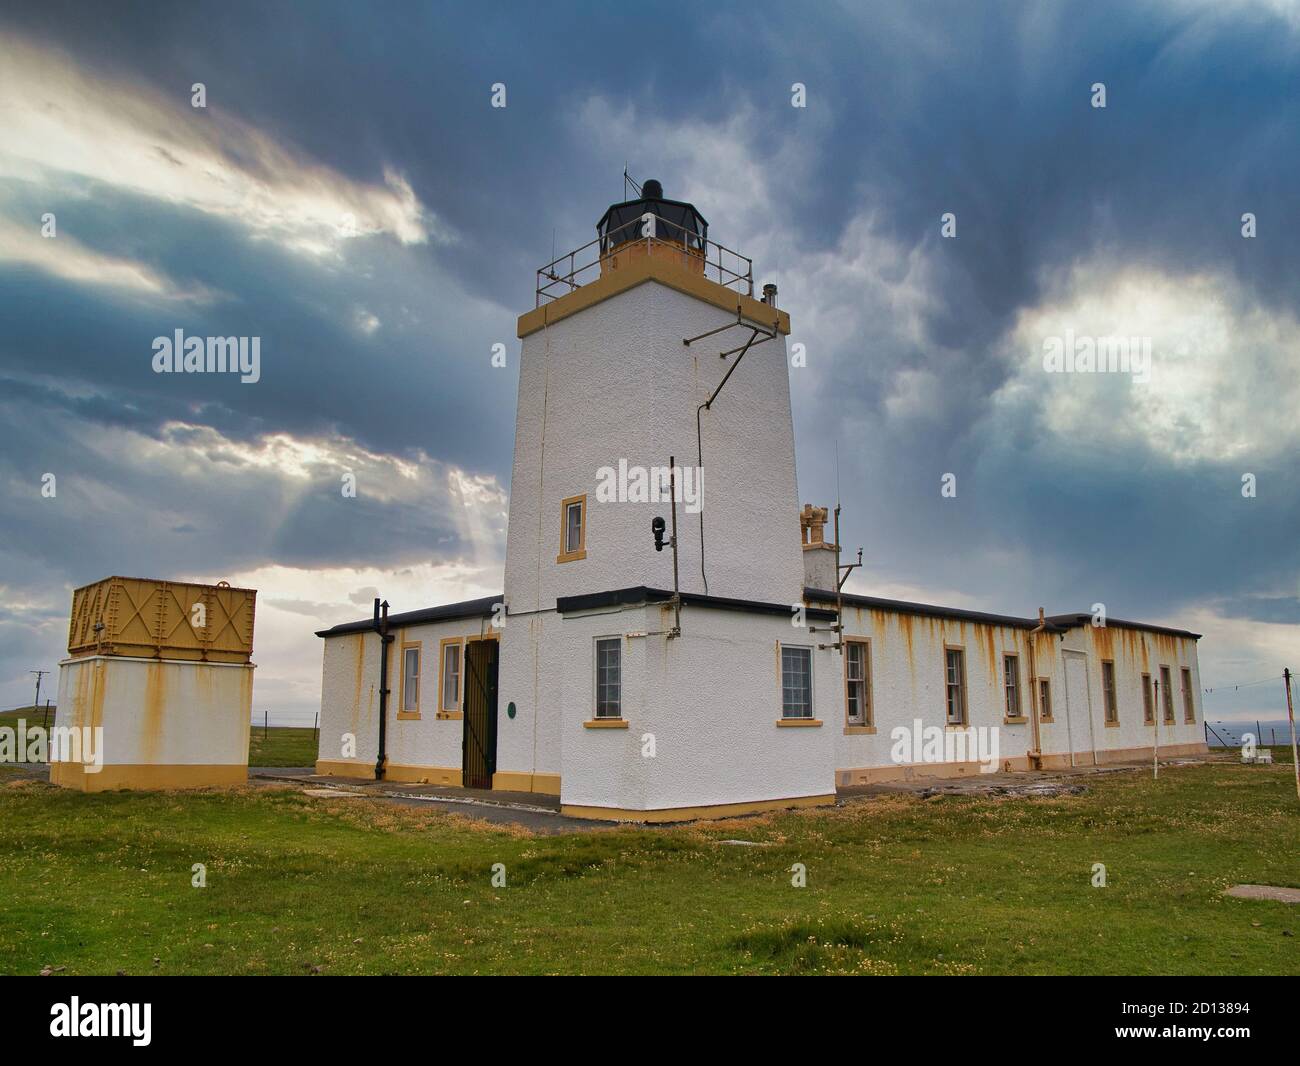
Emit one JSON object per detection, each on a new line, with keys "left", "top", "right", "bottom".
{"left": 535, "top": 214, "right": 753, "bottom": 307}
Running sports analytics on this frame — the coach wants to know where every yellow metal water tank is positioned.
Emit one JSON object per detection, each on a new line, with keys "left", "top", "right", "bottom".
{"left": 67, "top": 576, "right": 256, "bottom": 664}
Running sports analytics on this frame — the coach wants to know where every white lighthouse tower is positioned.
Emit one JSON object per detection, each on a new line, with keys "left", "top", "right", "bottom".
{"left": 494, "top": 180, "right": 838, "bottom": 819}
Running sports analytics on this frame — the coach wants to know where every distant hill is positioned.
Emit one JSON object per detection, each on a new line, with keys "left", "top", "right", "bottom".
{"left": 0, "top": 705, "right": 55, "bottom": 721}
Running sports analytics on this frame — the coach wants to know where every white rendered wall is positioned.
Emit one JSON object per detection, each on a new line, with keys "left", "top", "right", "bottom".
{"left": 496, "top": 609, "right": 563, "bottom": 783}
{"left": 318, "top": 631, "right": 380, "bottom": 770}
{"left": 54, "top": 655, "right": 252, "bottom": 767}
{"left": 316, "top": 614, "right": 497, "bottom": 776}
{"left": 555, "top": 602, "right": 837, "bottom": 812}
{"left": 1048, "top": 625, "right": 1204, "bottom": 763}
{"left": 504, "top": 281, "right": 804, "bottom": 615}
{"left": 636, "top": 605, "right": 837, "bottom": 810}
{"left": 833, "top": 605, "right": 1206, "bottom": 777}
{"left": 834, "top": 608, "right": 1039, "bottom": 775}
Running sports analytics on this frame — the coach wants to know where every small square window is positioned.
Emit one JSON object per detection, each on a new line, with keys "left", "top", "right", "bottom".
{"left": 781, "top": 645, "right": 813, "bottom": 718}
{"left": 1181, "top": 668, "right": 1195, "bottom": 723}
{"left": 1004, "top": 654, "right": 1021, "bottom": 718}
{"left": 402, "top": 646, "right": 420, "bottom": 712}
{"left": 1101, "top": 660, "right": 1118, "bottom": 724}
{"left": 845, "top": 641, "right": 870, "bottom": 725}
{"left": 595, "top": 637, "right": 621, "bottom": 718}
{"left": 945, "top": 647, "right": 966, "bottom": 724}
{"left": 441, "top": 641, "right": 462, "bottom": 711}
{"left": 558, "top": 494, "right": 587, "bottom": 562}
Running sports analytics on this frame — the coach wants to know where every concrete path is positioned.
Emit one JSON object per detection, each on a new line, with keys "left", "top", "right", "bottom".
{"left": 249, "top": 767, "right": 609, "bottom": 834}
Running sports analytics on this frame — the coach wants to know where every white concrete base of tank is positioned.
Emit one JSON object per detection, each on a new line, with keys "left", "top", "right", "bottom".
{"left": 51, "top": 655, "right": 253, "bottom": 791}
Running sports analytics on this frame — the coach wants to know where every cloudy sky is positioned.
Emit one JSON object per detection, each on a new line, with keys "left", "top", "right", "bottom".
{"left": 1, "top": 0, "right": 1296, "bottom": 726}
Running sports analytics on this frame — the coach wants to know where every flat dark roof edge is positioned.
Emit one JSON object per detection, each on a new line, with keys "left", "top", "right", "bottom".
{"left": 557, "top": 586, "right": 837, "bottom": 621}
{"left": 1044, "top": 614, "right": 1202, "bottom": 641}
{"left": 806, "top": 588, "right": 1060, "bottom": 631}
{"left": 316, "top": 594, "right": 502, "bottom": 638}
{"left": 804, "top": 588, "right": 1199, "bottom": 640}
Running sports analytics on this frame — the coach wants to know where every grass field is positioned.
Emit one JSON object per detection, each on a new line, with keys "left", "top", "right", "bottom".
{"left": 1, "top": 757, "right": 1297, "bottom": 975}
{"left": 246, "top": 726, "right": 317, "bottom": 767}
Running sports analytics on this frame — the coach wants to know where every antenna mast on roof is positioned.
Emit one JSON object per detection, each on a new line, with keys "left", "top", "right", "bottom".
{"left": 830, "top": 439, "right": 863, "bottom": 654}
{"left": 623, "top": 166, "right": 642, "bottom": 200}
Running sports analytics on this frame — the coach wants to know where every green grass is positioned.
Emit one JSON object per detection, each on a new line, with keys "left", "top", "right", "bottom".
{"left": 246, "top": 726, "right": 317, "bottom": 767}
{"left": 0, "top": 705, "right": 56, "bottom": 725}
{"left": 1, "top": 759, "right": 1297, "bottom": 975}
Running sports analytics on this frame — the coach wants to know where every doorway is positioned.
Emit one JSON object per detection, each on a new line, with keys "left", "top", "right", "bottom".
{"left": 461, "top": 637, "right": 499, "bottom": 789}
{"left": 1062, "top": 650, "right": 1097, "bottom": 767}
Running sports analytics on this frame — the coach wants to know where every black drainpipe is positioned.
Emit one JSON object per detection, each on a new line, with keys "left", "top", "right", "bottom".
{"left": 373, "top": 597, "right": 393, "bottom": 780}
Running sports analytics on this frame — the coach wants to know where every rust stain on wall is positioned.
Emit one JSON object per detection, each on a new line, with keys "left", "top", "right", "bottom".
{"left": 1091, "top": 625, "right": 1114, "bottom": 661}
{"left": 1032, "top": 630, "right": 1055, "bottom": 676}
{"left": 351, "top": 632, "right": 366, "bottom": 734}
{"left": 973, "top": 624, "right": 997, "bottom": 684}
{"left": 895, "top": 612, "right": 916, "bottom": 666}
{"left": 90, "top": 660, "right": 106, "bottom": 735}
{"left": 142, "top": 662, "right": 166, "bottom": 762}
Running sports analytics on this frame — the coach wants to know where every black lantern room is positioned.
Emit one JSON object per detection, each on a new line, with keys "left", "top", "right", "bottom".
{"left": 597, "top": 179, "right": 708, "bottom": 254}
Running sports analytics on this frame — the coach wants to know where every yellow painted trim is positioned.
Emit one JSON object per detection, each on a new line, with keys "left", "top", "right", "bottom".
{"left": 385, "top": 763, "right": 462, "bottom": 786}
{"left": 844, "top": 725, "right": 876, "bottom": 735}
{"left": 315, "top": 759, "right": 375, "bottom": 779}
{"left": 518, "top": 254, "right": 790, "bottom": 339}
{"left": 438, "top": 636, "right": 464, "bottom": 714}
{"left": 50, "top": 762, "right": 246, "bottom": 792}
{"left": 561, "top": 793, "right": 834, "bottom": 824}
{"left": 435, "top": 711, "right": 464, "bottom": 720}
{"left": 584, "top": 718, "right": 629, "bottom": 729}
{"left": 777, "top": 718, "right": 822, "bottom": 727}
{"left": 1003, "top": 716, "right": 1028, "bottom": 725}
{"left": 491, "top": 770, "right": 562, "bottom": 795}
{"left": 775, "top": 639, "right": 815, "bottom": 720}
{"left": 1105, "top": 720, "right": 1121, "bottom": 728}
{"left": 557, "top": 493, "right": 587, "bottom": 563}
{"left": 397, "top": 639, "right": 422, "bottom": 719}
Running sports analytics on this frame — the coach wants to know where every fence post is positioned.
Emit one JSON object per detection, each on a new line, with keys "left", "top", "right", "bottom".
{"left": 1285, "top": 669, "right": 1299, "bottom": 802}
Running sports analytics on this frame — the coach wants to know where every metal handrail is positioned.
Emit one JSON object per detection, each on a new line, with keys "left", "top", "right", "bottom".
{"left": 536, "top": 214, "right": 753, "bottom": 307}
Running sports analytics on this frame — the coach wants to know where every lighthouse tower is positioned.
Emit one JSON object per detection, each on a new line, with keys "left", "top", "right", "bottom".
{"left": 495, "top": 181, "right": 838, "bottom": 820}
